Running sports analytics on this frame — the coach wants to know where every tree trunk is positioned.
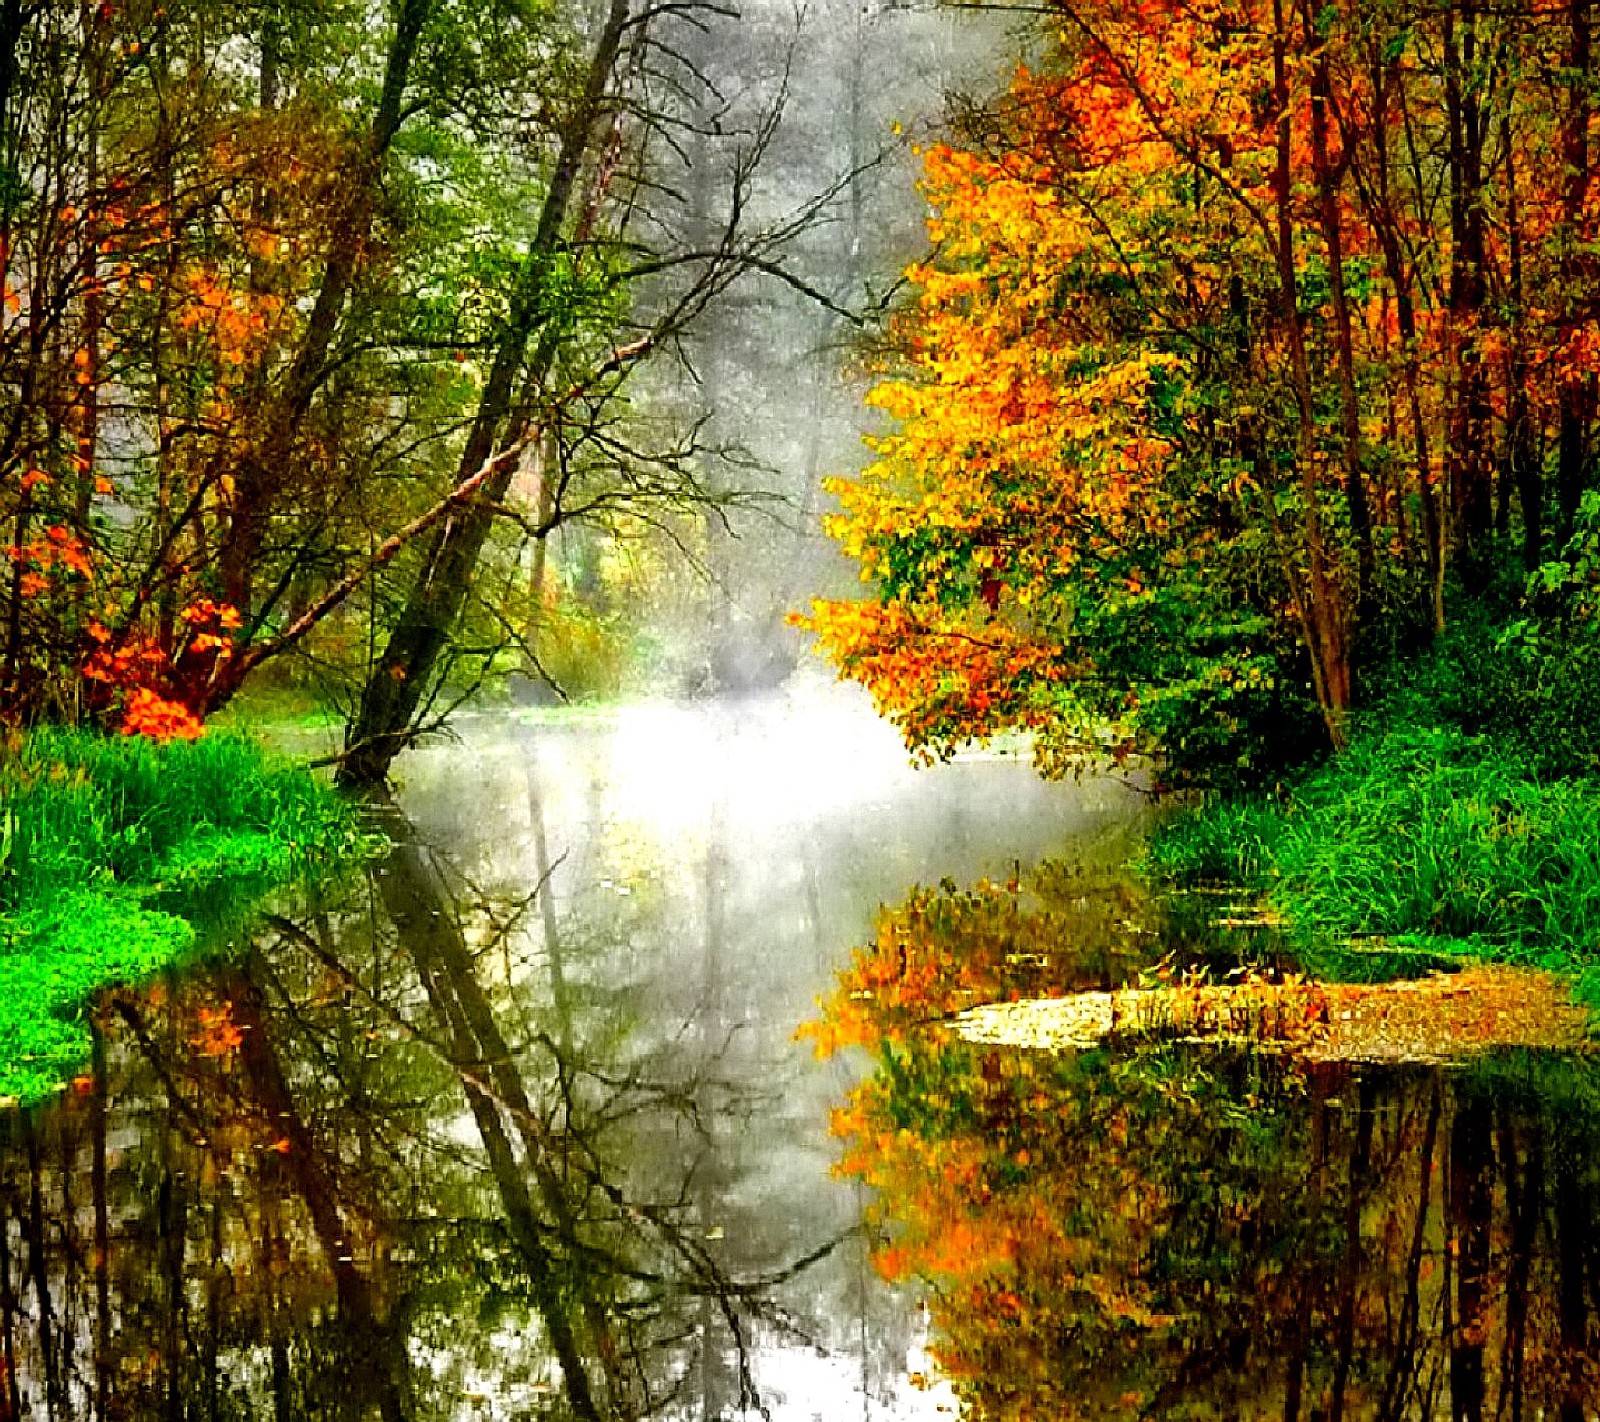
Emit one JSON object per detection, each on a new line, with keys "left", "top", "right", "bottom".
{"left": 90, "top": 1020, "right": 112, "bottom": 1422}
{"left": 1271, "top": 0, "right": 1351, "bottom": 747}
{"left": 213, "top": 0, "right": 433, "bottom": 622}
{"left": 1557, "top": 0, "right": 1593, "bottom": 547}
{"left": 1327, "top": 1078, "right": 1373, "bottom": 1422}
{"left": 23, "top": 1116, "right": 62, "bottom": 1422}
{"left": 1504, "top": 120, "right": 1542, "bottom": 570}
{"left": 1444, "top": 4, "right": 1495, "bottom": 573}
{"left": 1496, "top": 1109, "right": 1539, "bottom": 1422}
{"left": 229, "top": 965, "right": 409, "bottom": 1422}
{"left": 339, "top": 0, "right": 634, "bottom": 788}
{"left": 1306, "top": 12, "right": 1373, "bottom": 615}
{"left": 372, "top": 816, "right": 613, "bottom": 1420}
{"left": 0, "top": 1155, "right": 18, "bottom": 1422}
{"left": 1554, "top": 1140, "right": 1590, "bottom": 1422}
{"left": 1363, "top": 48, "right": 1446, "bottom": 630}
{"left": 1448, "top": 1091, "right": 1492, "bottom": 1422}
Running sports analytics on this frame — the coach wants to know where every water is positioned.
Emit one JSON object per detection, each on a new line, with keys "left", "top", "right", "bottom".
{"left": 0, "top": 693, "right": 1595, "bottom": 1418}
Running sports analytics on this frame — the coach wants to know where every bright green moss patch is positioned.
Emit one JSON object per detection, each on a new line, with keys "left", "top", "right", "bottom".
{"left": 1147, "top": 726, "right": 1600, "bottom": 1005}
{"left": 0, "top": 892, "right": 194, "bottom": 1104}
{"left": 0, "top": 730, "right": 369, "bottom": 1105}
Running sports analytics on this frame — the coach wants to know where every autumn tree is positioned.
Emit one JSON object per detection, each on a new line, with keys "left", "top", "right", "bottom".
{"left": 807, "top": 0, "right": 1600, "bottom": 781}
{"left": 0, "top": 0, "right": 844, "bottom": 755}
{"left": 0, "top": 0, "right": 536, "bottom": 731}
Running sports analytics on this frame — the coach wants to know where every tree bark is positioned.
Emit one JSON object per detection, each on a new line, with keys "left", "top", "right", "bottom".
{"left": 1270, "top": 0, "right": 1351, "bottom": 747}
{"left": 340, "top": 0, "right": 634, "bottom": 788}
{"left": 1557, "top": 0, "right": 1593, "bottom": 547}
{"left": 1444, "top": 4, "right": 1495, "bottom": 572}
{"left": 1306, "top": 9, "right": 1373, "bottom": 614}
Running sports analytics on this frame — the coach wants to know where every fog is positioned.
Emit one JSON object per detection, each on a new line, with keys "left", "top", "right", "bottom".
{"left": 525, "top": 0, "right": 1016, "bottom": 705}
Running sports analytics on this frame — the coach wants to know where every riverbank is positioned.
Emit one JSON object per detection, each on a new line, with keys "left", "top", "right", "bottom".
{"left": 1147, "top": 720, "right": 1600, "bottom": 1009}
{"left": 0, "top": 730, "right": 368, "bottom": 1104}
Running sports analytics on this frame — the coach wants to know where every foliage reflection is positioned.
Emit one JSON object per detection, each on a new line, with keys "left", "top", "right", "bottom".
{"left": 814, "top": 870, "right": 1600, "bottom": 1420}
{"left": 0, "top": 796, "right": 862, "bottom": 1420}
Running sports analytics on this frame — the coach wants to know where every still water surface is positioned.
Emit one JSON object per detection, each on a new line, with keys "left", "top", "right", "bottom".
{"left": 0, "top": 694, "right": 1596, "bottom": 1419}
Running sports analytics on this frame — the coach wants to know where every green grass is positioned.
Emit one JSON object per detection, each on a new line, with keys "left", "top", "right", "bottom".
{"left": 0, "top": 729, "right": 370, "bottom": 1104}
{"left": 1147, "top": 726, "right": 1600, "bottom": 1003}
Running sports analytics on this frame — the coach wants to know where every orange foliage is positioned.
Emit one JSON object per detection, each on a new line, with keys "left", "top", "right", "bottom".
{"left": 190, "top": 1002, "right": 246, "bottom": 1057}
{"left": 807, "top": 0, "right": 1600, "bottom": 777}
{"left": 121, "top": 688, "right": 205, "bottom": 742}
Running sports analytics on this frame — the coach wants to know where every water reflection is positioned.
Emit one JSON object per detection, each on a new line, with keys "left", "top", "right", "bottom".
{"left": 817, "top": 871, "right": 1600, "bottom": 1421}
{"left": 0, "top": 695, "right": 1134, "bottom": 1418}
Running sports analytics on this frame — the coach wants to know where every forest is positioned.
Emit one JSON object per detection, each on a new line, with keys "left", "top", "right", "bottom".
{"left": 813, "top": 0, "right": 1600, "bottom": 772}
{"left": 808, "top": 0, "right": 1600, "bottom": 998}
{"left": 0, "top": 0, "right": 888, "bottom": 1094}
{"left": 0, "top": 0, "right": 1599, "bottom": 1413}
{"left": 0, "top": 0, "right": 860, "bottom": 776}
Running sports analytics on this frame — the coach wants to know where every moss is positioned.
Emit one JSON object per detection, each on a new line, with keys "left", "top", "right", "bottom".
{"left": 0, "top": 730, "right": 372, "bottom": 1105}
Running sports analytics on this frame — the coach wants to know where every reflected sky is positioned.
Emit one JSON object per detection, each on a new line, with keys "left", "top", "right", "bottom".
{"left": 0, "top": 689, "right": 1144, "bottom": 1420}
{"left": 5, "top": 690, "right": 1598, "bottom": 1420}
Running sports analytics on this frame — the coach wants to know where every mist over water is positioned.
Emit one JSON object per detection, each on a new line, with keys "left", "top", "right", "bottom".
{"left": 400, "top": 686, "right": 1134, "bottom": 889}
{"left": 6, "top": 0, "right": 1598, "bottom": 1410}
{"left": 0, "top": 691, "right": 1146, "bottom": 1419}
{"left": 391, "top": 689, "right": 1143, "bottom": 1417}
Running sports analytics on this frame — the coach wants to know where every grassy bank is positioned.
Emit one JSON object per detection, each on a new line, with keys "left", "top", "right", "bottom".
{"left": 0, "top": 730, "right": 367, "bottom": 1104}
{"left": 1147, "top": 726, "right": 1600, "bottom": 1005}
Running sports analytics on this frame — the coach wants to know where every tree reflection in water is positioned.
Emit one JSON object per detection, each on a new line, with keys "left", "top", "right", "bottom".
{"left": 814, "top": 872, "right": 1600, "bottom": 1421}
{"left": 0, "top": 800, "right": 858, "bottom": 1420}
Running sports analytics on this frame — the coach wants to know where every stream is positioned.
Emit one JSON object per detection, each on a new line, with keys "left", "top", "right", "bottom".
{"left": 0, "top": 692, "right": 1596, "bottom": 1418}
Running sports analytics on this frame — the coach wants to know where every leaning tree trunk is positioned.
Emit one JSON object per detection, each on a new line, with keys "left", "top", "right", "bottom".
{"left": 210, "top": 0, "right": 433, "bottom": 626}
{"left": 338, "top": 0, "right": 633, "bottom": 789}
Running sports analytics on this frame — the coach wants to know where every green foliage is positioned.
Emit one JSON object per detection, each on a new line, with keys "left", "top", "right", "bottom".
{"left": 0, "top": 893, "right": 193, "bottom": 1105}
{"left": 1150, "top": 526, "right": 1600, "bottom": 998}
{"left": 1465, "top": 1050, "right": 1600, "bottom": 1128}
{"left": 0, "top": 731, "right": 368, "bottom": 1104}
{"left": 1272, "top": 731, "right": 1600, "bottom": 957}
{"left": 1034, "top": 532, "right": 1329, "bottom": 789}
{"left": 1355, "top": 500, "right": 1600, "bottom": 780}
{"left": 1145, "top": 795, "right": 1285, "bottom": 888}
{"left": 1147, "top": 726, "right": 1600, "bottom": 986}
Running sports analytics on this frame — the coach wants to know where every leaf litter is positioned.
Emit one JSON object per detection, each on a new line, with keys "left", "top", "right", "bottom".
{"left": 951, "top": 965, "right": 1592, "bottom": 1065}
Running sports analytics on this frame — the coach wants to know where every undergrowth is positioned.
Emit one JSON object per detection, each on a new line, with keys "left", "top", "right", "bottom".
{"left": 1147, "top": 728, "right": 1600, "bottom": 1006}
{"left": 1149, "top": 527, "right": 1600, "bottom": 1013}
{"left": 0, "top": 730, "right": 369, "bottom": 1104}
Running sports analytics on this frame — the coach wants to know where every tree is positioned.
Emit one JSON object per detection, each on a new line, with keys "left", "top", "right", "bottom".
{"left": 336, "top": 0, "right": 861, "bottom": 785}
{"left": 0, "top": 0, "right": 844, "bottom": 760}
{"left": 806, "top": 0, "right": 1600, "bottom": 781}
